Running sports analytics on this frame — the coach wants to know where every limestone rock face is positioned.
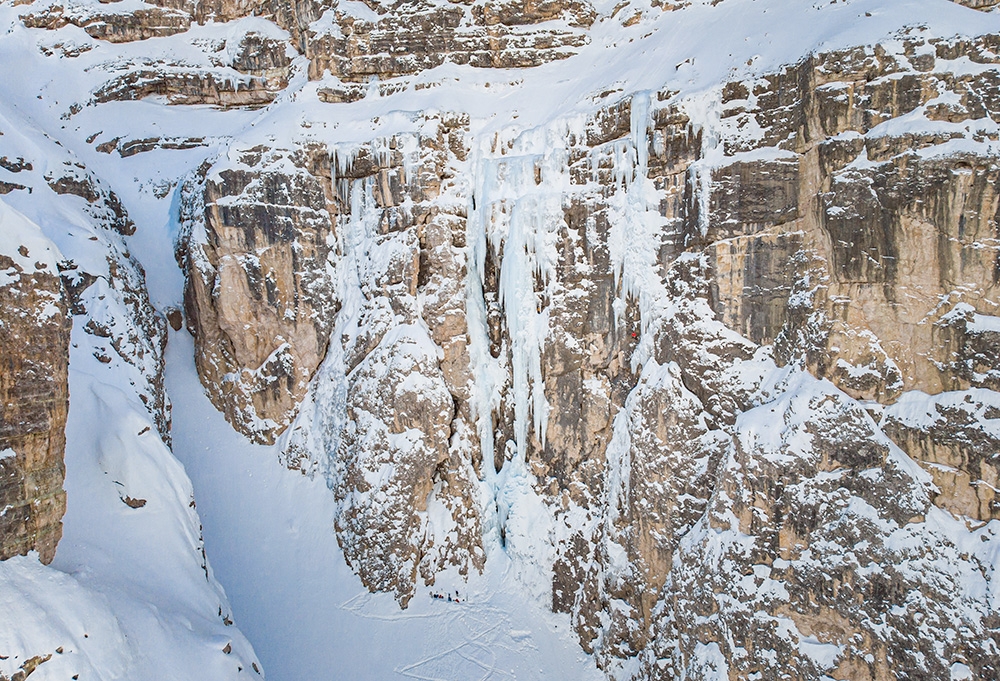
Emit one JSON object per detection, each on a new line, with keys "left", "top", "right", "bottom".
{"left": 21, "top": 3, "right": 192, "bottom": 43}
{"left": 20, "top": 0, "right": 593, "bottom": 117}
{"left": 43, "top": 162, "right": 134, "bottom": 235}
{"left": 950, "top": 0, "right": 1000, "bottom": 8}
{"left": 193, "top": 0, "right": 326, "bottom": 52}
{"left": 92, "top": 67, "right": 280, "bottom": 108}
{"left": 882, "top": 389, "right": 1000, "bottom": 521}
{"left": 502, "top": 35, "right": 1000, "bottom": 677}
{"left": 0, "top": 60, "right": 265, "bottom": 681}
{"left": 690, "top": 34, "right": 1000, "bottom": 533}
{"left": 182, "top": 146, "right": 337, "bottom": 443}
{"left": 0, "top": 108, "right": 172, "bottom": 570}
{"left": 303, "top": 0, "right": 592, "bottom": 82}
{"left": 317, "top": 119, "right": 486, "bottom": 604}
{"left": 667, "top": 379, "right": 995, "bottom": 681}
{"left": 184, "top": 116, "right": 485, "bottom": 601}
{"left": 697, "top": 36, "right": 1000, "bottom": 405}
{"left": 192, "top": 0, "right": 594, "bottom": 81}
{"left": 0, "top": 205, "right": 70, "bottom": 565}
{"left": 144, "top": 2, "right": 1000, "bottom": 676}
{"left": 7, "top": 0, "right": 1000, "bottom": 676}
{"left": 0, "top": 113, "right": 170, "bottom": 566}
{"left": 88, "top": 21, "right": 293, "bottom": 108}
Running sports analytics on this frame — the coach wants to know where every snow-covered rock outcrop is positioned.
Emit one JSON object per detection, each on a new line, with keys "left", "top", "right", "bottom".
{"left": 178, "top": 16, "right": 1000, "bottom": 680}
{"left": 2, "top": 0, "right": 1000, "bottom": 679}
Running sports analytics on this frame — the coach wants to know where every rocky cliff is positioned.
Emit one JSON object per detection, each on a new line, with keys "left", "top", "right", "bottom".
{"left": 2, "top": 0, "right": 1000, "bottom": 679}
{"left": 0, "top": 108, "right": 167, "bottom": 565}
{"left": 177, "top": 18, "right": 1000, "bottom": 679}
{"left": 0, "top": 203, "right": 70, "bottom": 564}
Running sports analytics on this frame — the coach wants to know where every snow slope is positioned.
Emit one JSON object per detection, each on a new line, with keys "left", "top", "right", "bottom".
{"left": 166, "top": 330, "right": 604, "bottom": 681}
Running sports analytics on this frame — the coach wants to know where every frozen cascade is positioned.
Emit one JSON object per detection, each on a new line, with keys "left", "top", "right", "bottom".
{"left": 470, "top": 126, "right": 571, "bottom": 460}
{"left": 465, "top": 122, "right": 579, "bottom": 592}
{"left": 681, "top": 88, "right": 723, "bottom": 238}
{"left": 465, "top": 143, "right": 506, "bottom": 548}
{"left": 630, "top": 91, "right": 651, "bottom": 178}
{"left": 465, "top": 94, "right": 685, "bottom": 601}
{"left": 606, "top": 91, "right": 670, "bottom": 371}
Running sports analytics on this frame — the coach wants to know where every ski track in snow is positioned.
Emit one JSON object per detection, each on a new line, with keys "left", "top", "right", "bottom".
{"left": 340, "top": 593, "right": 534, "bottom": 680}
{"left": 395, "top": 618, "right": 509, "bottom": 681}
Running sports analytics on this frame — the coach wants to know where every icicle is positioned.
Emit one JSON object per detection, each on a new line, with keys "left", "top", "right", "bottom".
{"left": 681, "top": 89, "right": 723, "bottom": 237}
{"left": 398, "top": 133, "right": 421, "bottom": 189}
{"left": 334, "top": 145, "right": 361, "bottom": 179}
{"left": 630, "top": 91, "right": 651, "bottom": 179}
{"left": 466, "top": 125, "right": 569, "bottom": 463}
{"left": 605, "top": 91, "right": 674, "bottom": 371}
{"left": 694, "top": 162, "right": 712, "bottom": 237}
{"left": 611, "top": 139, "right": 634, "bottom": 190}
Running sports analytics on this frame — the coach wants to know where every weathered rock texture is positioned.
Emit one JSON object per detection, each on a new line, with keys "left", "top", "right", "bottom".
{"left": 21, "top": 0, "right": 592, "bottom": 112}
{"left": 317, "top": 118, "right": 486, "bottom": 604}
{"left": 181, "top": 146, "right": 337, "bottom": 443}
{"left": 0, "top": 207, "right": 70, "bottom": 565}
{"left": 883, "top": 388, "right": 1000, "bottom": 521}
{"left": 184, "top": 116, "right": 486, "bottom": 603}
{"left": 21, "top": 3, "right": 192, "bottom": 42}
{"left": 193, "top": 0, "right": 595, "bottom": 80}
{"left": 89, "top": 24, "right": 292, "bottom": 108}
{"left": 517, "top": 33, "right": 1000, "bottom": 678}
{"left": 303, "top": 0, "right": 592, "bottom": 82}
{"left": 180, "top": 24, "right": 1000, "bottom": 680}
{"left": 19, "top": 0, "right": 994, "bottom": 118}
{"left": 697, "top": 32, "right": 1000, "bottom": 524}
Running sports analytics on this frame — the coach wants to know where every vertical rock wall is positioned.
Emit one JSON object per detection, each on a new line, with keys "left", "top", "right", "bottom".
{"left": 184, "top": 115, "right": 486, "bottom": 603}
{"left": 182, "top": 147, "right": 337, "bottom": 443}
{"left": 178, "top": 22, "right": 1000, "bottom": 681}
{"left": 0, "top": 204, "right": 70, "bottom": 564}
